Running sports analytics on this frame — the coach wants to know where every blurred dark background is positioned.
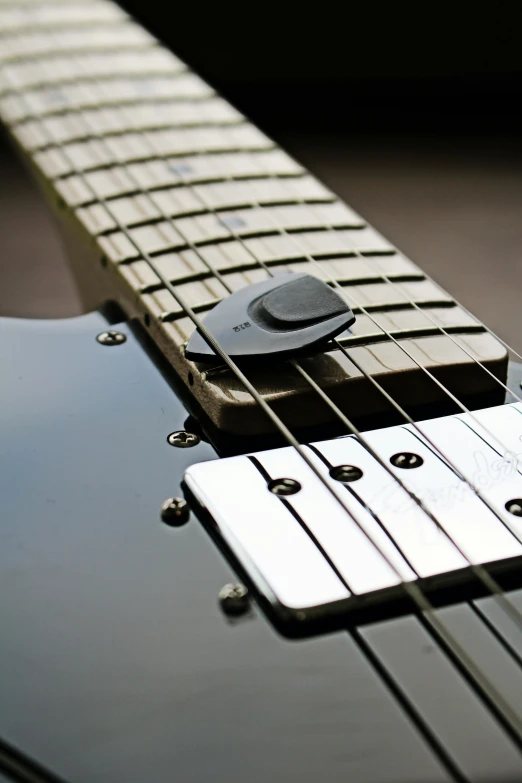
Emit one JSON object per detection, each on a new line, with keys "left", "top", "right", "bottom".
{"left": 1, "top": 0, "right": 521, "bottom": 348}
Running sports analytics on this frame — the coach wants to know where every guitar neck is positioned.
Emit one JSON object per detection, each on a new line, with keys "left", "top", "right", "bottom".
{"left": 0, "top": 0, "right": 507, "bottom": 435}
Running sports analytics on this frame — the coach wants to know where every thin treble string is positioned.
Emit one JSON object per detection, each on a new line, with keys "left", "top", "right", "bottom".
{"left": 37, "top": 89, "right": 522, "bottom": 643}
{"left": 5, "top": 64, "right": 522, "bottom": 744}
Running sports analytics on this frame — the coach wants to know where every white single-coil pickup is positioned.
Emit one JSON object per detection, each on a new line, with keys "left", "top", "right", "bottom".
{"left": 185, "top": 403, "right": 522, "bottom": 634}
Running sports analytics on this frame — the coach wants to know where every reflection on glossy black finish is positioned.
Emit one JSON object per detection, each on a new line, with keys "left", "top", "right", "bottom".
{"left": 1, "top": 313, "right": 522, "bottom": 782}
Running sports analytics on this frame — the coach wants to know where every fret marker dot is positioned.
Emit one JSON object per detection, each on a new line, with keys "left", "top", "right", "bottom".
{"left": 219, "top": 216, "right": 246, "bottom": 229}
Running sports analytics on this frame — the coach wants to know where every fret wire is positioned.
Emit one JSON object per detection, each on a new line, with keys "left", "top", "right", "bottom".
{"left": 2, "top": 84, "right": 217, "bottom": 124}
{"left": 5, "top": 26, "right": 522, "bottom": 742}
{"left": 6, "top": 61, "right": 522, "bottom": 742}
{"left": 0, "top": 8, "right": 128, "bottom": 35}
{"left": 4, "top": 83, "right": 195, "bottom": 117}
{"left": 0, "top": 66, "right": 183, "bottom": 96}
{"left": 22, "top": 119, "right": 248, "bottom": 151}
{"left": 0, "top": 27, "right": 157, "bottom": 65}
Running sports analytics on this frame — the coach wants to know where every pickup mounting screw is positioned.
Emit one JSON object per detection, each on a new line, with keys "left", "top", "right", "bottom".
{"left": 167, "top": 431, "right": 200, "bottom": 448}
{"left": 96, "top": 330, "right": 126, "bottom": 346}
{"left": 268, "top": 478, "right": 301, "bottom": 496}
{"left": 390, "top": 452, "right": 424, "bottom": 469}
{"left": 506, "top": 499, "right": 522, "bottom": 517}
{"left": 330, "top": 464, "right": 363, "bottom": 482}
{"left": 161, "top": 497, "right": 190, "bottom": 526}
{"left": 219, "top": 583, "right": 250, "bottom": 616}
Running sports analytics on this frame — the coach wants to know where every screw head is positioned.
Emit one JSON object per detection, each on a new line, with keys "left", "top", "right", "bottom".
{"left": 390, "top": 452, "right": 424, "bottom": 469}
{"left": 506, "top": 499, "right": 522, "bottom": 517}
{"left": 161, "top": 497, "right": 190, "bottom": 526}
{"left": 218, "top": 583, "right": 250, "bottom": 616}
{"left": 330, "top": 464, "right": 363, "bottom": 483}
{"left": 167, "top": 431, "right": 200, "bottom": 448}
{"left": 268, "top": 478, "right": 301, "bottom": 496}
{"left": 96, "top": 330, "right": 126, "bottom": 346}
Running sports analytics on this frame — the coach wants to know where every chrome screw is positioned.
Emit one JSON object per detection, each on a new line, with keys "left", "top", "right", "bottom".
{"left": 506, "top": 499, "right": 522, "bottom": 517}
{"left": 330, "top": 464, "right": 363, "bottom": 483}
{"left": 161, "top": 497, "right": 190, "bottom": 526}
{"left": 219, "top": 583, "right": 250, "bottom": 616}
{"left": 167, "top": 431, "right": 200, "bottom": 448}
{"left": 268, "top": 478, "right": 301, "bottom": 496}
{"left": 390, "top": 452, "right": 424, "bottom": 469}
{"left": 96, "top": 330, "right": 126, "bottom": 346}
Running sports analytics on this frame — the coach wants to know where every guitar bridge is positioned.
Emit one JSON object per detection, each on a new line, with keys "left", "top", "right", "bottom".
{"left": 184, "top": 402, "right": 522, "bottom": 636}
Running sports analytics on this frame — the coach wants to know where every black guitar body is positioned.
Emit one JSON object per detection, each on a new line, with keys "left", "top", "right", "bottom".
{"left": 2, "top": 310, "right": 522, "bottom": 783}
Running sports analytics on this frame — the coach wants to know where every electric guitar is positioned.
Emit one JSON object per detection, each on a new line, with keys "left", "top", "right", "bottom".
{"left": 2, "top": 3, "right": 522, "bottom": 782}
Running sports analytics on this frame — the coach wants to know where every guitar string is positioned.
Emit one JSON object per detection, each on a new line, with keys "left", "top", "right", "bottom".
{"left": 24, "top": 79, "right": 522, "bottom": 636}
{"left": 3, "top": 35, "right": 522, "bottom": 746}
